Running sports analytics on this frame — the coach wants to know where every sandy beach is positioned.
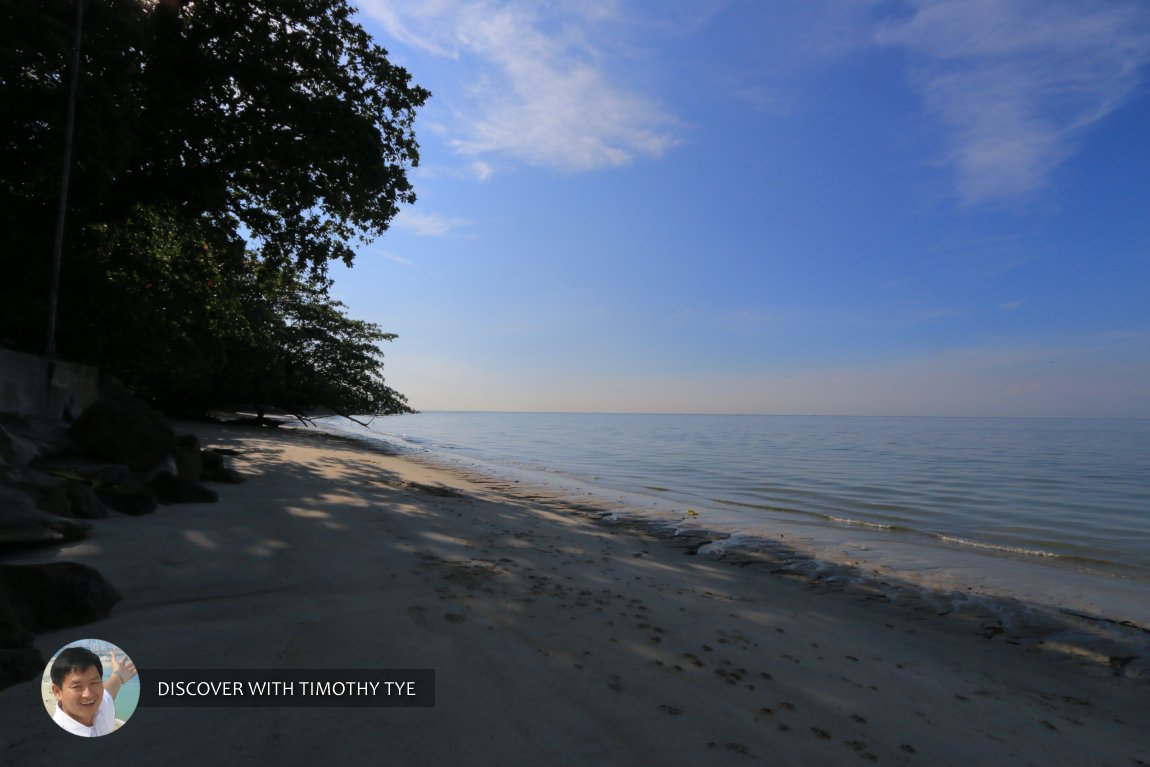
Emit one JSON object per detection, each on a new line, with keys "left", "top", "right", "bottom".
{"left": 2, "top": 422, "right": 1147, "bottom": 766}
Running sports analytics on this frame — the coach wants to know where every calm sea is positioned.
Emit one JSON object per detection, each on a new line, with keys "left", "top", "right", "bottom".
{"left": 323, "top": 412, "right": 1150, "bottom": 627}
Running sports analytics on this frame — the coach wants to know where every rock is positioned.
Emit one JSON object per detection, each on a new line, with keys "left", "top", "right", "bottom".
{"left": 14, "top": 481, "right": 71, "bottom": 517}
{"left": 0, "top": 576, "right": 43, "bottom": 692}
{"left": 0, "top": 644, "right": 41, "bottom": 691}
{"left": 68, "top": 464, "right": 158, "bottom": 515}
{"left": 0, "top": 559, "right": 120, "bottom": 689}
{"left": 173, "top": 433, "right": 203, "bottom": 482}
{"left": 0, "top": 486, "right": 92, "bottom": 545}
{"left": 96, "top": 485, "right": 157, "bottom": 516}
{"left": 0, "top": 562, "right": 121, "bottom": 633}
{"left": 96, "top": 374, "right": 136, "bottom": 406}
{"left": 0, "top": 413, "right": 78, "bottom": 461}
{"left": 60, "top": 481, "right": 109, "bottom": 519}
{"left": 9, "top": 467, "right": 107, "bottom": 519}
{"left": 155, "top": 453, "right": 178, "bottom": 479}
{"left": 0, "top": 424, "right": 40, "bottom": 468}
{"left": 150, "top": 472, "right": 219, "bottom": 504}
{"left": 16, "top": 469, "right": 135, "bottom": 520}
{"left": 68, "top": 397, "right": 175, "bottom": 471}
{"left": 202, "top": 450, "right": 245, "bottom": 483}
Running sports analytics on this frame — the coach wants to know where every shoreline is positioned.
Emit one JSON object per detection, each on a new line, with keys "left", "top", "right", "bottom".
{"left": 1, "top": 422, "right": 1147, "bottom": 764}
{"left": 327, "top": 413, "right": 1150, "bottom": 583}
{"left": 324, "top": 420, "right": 1150, "bottom": 676}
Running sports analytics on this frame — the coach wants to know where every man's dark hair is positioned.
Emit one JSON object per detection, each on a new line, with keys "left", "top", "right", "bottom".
{"left": 50, "top": 647, "right": 102, "bottom": 687}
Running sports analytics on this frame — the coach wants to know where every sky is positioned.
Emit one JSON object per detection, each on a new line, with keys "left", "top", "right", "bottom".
{"left": 329, "top": 0, "right": 1150, "bottom": 417}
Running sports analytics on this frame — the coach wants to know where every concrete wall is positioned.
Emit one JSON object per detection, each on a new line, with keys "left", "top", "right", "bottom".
{"left": 0, "top": 348, "right": 99, "bottom": 422}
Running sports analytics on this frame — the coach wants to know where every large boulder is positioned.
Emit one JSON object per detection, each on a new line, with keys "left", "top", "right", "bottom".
{"left": 0, "top": 562, "right": 121, "bottom": 692}
{"left": 14, "top": 481, "right": 70, "bottom": 516}
{"left": 0, "top": 424, "right": 40, "bottom": 468}
{"left": 60, "top": 481, "right": 109, "bottom": 519}
{"left": 0, "top": 576, "right": 42, "bottom": 692}
{"left": 0, "top": 413, "right": 78, "bottom": 462}
{"left": 51, "top": 463, "right": 157, "bottom": 516}
{"left": 0, "top": 562, "right": 121, "bottom": 633}
{"left": 0, "top": 485, "right": 92, "bottom": 545}
{"left": 96, "top": 483, "right": 158, "bottom": 516}
{"left": 30, "top": 463, "right": 155, "bottom": 517}
{"left": 150, "top": 472, "right": 219, "bottom": 504}
{"left": 68, "top": 397, "right": 175, "bottom": 471}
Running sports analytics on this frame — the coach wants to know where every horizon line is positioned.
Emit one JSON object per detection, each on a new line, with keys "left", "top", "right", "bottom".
{"left": 391, "top": 409, "right": 1149, "bottom": 421}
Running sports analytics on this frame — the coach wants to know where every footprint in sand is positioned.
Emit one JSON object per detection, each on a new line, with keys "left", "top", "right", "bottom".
{"left": 407, "top": 606, "right": 429, "bottom": 628}
{"left": 705, "top": 742, "right": 753, "bottom": 756}
{"left": 846, "top": 742, "right": 878, "bottom": 762}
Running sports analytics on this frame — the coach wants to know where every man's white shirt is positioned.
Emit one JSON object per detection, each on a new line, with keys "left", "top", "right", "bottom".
{"left": 52, "top": 689, "right": 116, "bottom": 736}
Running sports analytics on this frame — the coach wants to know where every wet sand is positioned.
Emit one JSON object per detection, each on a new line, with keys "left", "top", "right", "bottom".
{"left": 1, "top": 423, "right": 1146, "bottom": 765}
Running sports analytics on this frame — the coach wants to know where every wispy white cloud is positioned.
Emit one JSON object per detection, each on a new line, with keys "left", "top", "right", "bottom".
{"left": 393, "top": 209, "right": 470, "bottom": 237}
{"left": 382, "top": 252, "right": 413, "bottom": 266}
{"left": 353, "top": 245, "right": 414, "bottom": 266}
{"left": 469, "top": 160, "right": 494, "bottom": 182}
{"left": 729, "top": 84, "right": 794, "bottom": 116}
{"left": 875, "top": 0, "right": 1150, "bottom": 205}
{"left": 359, "top": 0, "right": 679, "bottom": 174}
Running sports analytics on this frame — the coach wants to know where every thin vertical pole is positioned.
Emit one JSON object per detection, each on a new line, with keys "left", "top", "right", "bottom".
{"left": 46, "top": 0, "right": 86, "bottom": 363}
{"left": 44, "top": 0, "right": 85, "bottom": 417}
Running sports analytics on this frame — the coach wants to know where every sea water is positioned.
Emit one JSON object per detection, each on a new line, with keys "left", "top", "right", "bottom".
{"left": 322, "top": 413, "right": 1150, "bottom": 635}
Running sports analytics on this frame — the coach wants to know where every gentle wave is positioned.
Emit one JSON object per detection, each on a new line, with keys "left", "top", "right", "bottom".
{"left": 824, "top": 515, "right": 902, "bottom": 532}
{"left": 319, "top": 413, "right": 1150, "bottom": 588}
{"left": 934, "top": 534, "right": 1061, "bottom": 559}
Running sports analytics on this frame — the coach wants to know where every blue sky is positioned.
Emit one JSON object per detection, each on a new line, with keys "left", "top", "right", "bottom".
{"left": 331, "top": 0, "right": 1150, "bottom": 417}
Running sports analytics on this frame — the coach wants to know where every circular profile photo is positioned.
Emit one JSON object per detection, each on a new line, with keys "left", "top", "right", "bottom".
{"left": 42, "top": 639, "right": 139, "bottom": 737}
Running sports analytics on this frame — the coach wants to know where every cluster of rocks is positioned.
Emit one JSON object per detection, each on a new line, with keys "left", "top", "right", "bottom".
{"left": 0, "top": 376, "right": 242, "bottom": 690}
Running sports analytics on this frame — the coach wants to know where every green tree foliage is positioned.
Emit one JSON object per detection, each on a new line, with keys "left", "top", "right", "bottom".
{"left": 222, "top": 263, "right": 413, "bottom": 421}
{"left": 63, "top": 206, "right": 245, "bottom": 408}
{"left": 0, "top": 0, "right": 426, "bottom": 417}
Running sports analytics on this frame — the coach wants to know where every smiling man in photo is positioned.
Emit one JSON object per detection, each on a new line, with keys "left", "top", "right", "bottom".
{"left": 49, "top": 646, "right": 136, "bottom": 737}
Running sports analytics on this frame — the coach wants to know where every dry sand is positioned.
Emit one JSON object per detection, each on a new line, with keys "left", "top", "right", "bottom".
{"left": 1, "top": 423, "right": 1147, "bottom": 765}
